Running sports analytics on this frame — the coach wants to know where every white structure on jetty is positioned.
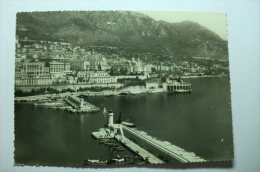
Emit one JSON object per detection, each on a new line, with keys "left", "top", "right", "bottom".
{"left": 92, "top": 110, "right": 124, "bottom": 138}
{"left": 108, "top": 110, "right": 114, "bottom": 127}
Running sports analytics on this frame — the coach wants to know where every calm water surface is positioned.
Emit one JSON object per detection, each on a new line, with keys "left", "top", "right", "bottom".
{"left": 15, "top": 77, "right": 233, "bottom": 166}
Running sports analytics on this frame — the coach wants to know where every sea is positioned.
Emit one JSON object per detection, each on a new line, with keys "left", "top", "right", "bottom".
{"left": 14, "top": 77, "right": 233, "bottom": 166}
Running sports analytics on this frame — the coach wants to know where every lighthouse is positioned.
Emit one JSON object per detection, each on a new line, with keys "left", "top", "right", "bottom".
{"left": 79, "top": 98, "right": 84, "bottom": 109}
{"left": 108, "top": 110, "right": 114, "bottom": 127}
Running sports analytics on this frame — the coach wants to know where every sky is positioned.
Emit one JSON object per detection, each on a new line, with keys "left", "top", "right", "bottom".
{"left": 139, "top": 11, "right": 228, "bottom": 40}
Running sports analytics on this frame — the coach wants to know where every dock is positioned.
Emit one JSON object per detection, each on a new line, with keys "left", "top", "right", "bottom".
{"left": 15, "top": 94, "right": 100, "bottom": 113}
{"left": 122, "top": 125, "right": 205, "bottom": 163}
{"left": 64, "top": 95, "right": 100, "bottom": 113}
{"left": 92, "top": 110, "right": 205, "bottom": 163}
{"left": 114, "top": 135, "right": 164, "bottom": 164}
{"left": 166, "top": 78, "right": 192, "bottom": 93}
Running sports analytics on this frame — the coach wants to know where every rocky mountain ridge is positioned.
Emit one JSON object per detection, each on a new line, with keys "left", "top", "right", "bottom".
{"left": 16, "top": 11, "right": 228, "bottom": 60}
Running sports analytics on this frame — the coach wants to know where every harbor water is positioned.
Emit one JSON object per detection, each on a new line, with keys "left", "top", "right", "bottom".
{"left": 14, "top": 77, "right": 233, "bottom": 166}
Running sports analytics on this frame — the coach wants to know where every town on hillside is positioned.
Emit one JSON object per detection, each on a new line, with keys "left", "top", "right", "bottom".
{"left": 15, "top": 36, "right": 229, "bottom": 96}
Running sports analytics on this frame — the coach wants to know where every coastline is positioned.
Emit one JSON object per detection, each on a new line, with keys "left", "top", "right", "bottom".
{"left": 181, "top": 74, "right": 228, "bottom": 79}
{"left": 14, "top": 87, "right": 165, "bottom": 102}
{"left": 14, "top": 75, "right": 227, "bottom": 101}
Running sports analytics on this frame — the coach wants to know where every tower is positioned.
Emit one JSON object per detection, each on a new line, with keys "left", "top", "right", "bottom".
{"left": 108, "top": 110, "right": 114, "bottom": 127}
{"left": 80, "top": 98, "right": 84, "bottom": 109}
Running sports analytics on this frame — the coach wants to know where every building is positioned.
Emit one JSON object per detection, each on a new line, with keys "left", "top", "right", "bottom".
{"left": 87, "top": 71, "right": 117, "bottom": 84}
{"left": 20, "top": 62, "right": 48, "bottom": 74}
{"left": 145, "top": 79, "right": 160, "bottom": 89}
{"left": 15, "top": 72, "right": 52, "bottom": 86}
{"left": 124, "top": 59, "right": 152, "bottom": 74}
{"left": 166, "top": 78, "right": 192, "bottom": 93}
{"left": 15, "top": 62, "right": 52, "bottom": 86}
{"left": 88, "top": 58, "right": 108, "bottom": 71}
{"left": 64, "top": 95, "right": 100, "bottom": 112}
{"left": 70, "top": 60, "right": 90, "bottom": 71}
{"left": 66, "top": 76, "right": 76, "bottom": 84}
{"left": 49, "top": 62, "right": 70, "bottom": 73}
{"left": 143, "top": 64, "right": 153, "bottom": 74}
{"left": 77, "top": 71, "right": 116, "bottom": 84}
{"left": 77, "top": 71, "right": 89, "bottom": 78}
{"left": 76, "top": 71, "right": 89, "bottom": 84}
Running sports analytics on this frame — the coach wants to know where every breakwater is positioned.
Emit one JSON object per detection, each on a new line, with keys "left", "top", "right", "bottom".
{"left": 15, "top": 83, "right": 122, "bottom": 92}
{"left": 14, "top": 77, "right": 233, "bottom": 165}
{"left": 92, "top": 110, "right": 205, "bottom": 163}
{"left": 15, "top": 86, "right": 165, "bottom": 102}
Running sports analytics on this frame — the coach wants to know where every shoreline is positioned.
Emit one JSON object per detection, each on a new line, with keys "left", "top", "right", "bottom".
{"left": 181, "top": 74, "right": 228, "bottom": 79}
{"left": 14, "top": 88, "right": 166, "bottom": 102}
{"left": 14, "top": 75, "right": 227, "bottom": 101}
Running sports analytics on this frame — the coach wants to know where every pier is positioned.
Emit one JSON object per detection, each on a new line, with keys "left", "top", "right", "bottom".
{"left": 15, "top": 94, "right": 100, "bottom": 113}
{"left": 114, "top": 135, "right": 164, "bottom": 164}
{"left": 167, "top": 83, "right": 192, "bottom": 93}
{"left": 166, "top": 78, "right": 192, "bottom": 93}
{"left": 122, "top": 125, "right": 205, "bottom": 163}
{"left": 92, "top": 110, "right": 205, "bottom": 163}
{"left": 65, "top": 95, "right": 100, "bottom": 113}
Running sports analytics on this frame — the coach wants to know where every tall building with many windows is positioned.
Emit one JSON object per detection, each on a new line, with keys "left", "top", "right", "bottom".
{"left": 49, "top": 62, "right": 70, "bottom": 73}
{"left": 77, "top": 71, "right": 116, "bottom": 84}
{"left": 15, "top": 62, "right": 52, "bottom": 86}
{"left": 70, "top": 60, "right": 90, "bottom": 71}
{"left": 87, "top": 71, "right": 117, "bottom": 84}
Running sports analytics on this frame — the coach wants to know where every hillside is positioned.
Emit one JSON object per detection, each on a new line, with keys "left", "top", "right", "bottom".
{"left": 16, "top": 11, "right": 228, "bottom": 60}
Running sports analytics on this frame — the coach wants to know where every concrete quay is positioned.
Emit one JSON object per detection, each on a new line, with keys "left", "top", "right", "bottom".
{"left": 92, "top": 110, "right": 205, "bottom": 163}
{"left": 122, "top": 125, "right": 206, "bottom": 163}
{"left": 64, "top": 95, "right": 100, "bottom": 113}
{"left": 15, "top": 93, "right": 100, "bottom": 113}
{"left": 114, "top": 135, "right": 164, "bottom": 164}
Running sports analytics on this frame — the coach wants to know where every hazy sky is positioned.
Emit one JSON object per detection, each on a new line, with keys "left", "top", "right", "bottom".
{"left": 139, "top": 11, "right": 228, "bottom": 40}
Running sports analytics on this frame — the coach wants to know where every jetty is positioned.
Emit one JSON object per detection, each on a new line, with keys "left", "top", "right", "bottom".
{"left": 122, "top": 125, "right": 205, "bottom": 163}
{"left": 114, "top": 135, "right": 164, "bottom": 164}
{"left": 166, "top": 78, "right": 192, "bottom": 93}
{"left": 92, "top": 110, "right": 205, "bottom": 163}
{"left": 64, "top": 95, "right": 100, "bottom": 113}
{"left": 15, "top": 94, "right": 100, "bottom": 113}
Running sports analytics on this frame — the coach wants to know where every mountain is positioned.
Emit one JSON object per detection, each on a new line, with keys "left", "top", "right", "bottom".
{"left": 16, "top": 11, "right": 228, "bottom": 60}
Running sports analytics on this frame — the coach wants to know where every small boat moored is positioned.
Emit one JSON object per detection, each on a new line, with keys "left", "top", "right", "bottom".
{"left": 83, "top": 159, "right": 108, "bottom": 165}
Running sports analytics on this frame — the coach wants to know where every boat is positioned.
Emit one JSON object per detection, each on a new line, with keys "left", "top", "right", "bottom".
{"left": 114, "top": 147, "right": 125, "bottom": 151}
{"left": 121, "top": 121, "right": 136, "bottom": 128}
{"left": 101, "top": 138, "right": 112, "bottom": 141}
{"left": 104, "top": 142, "right": 114, "bottom": 146}
{"left": 83, "top": 159, "right": 107, "bottom": 165}
{"left": 111, "top": 158, "right": 125, "bottom": 163}
{"left": 107, "top": 156, "right": 125, "bottom": 165}
{"left": 99, "top": 139, "right": 112, "bottom": 144}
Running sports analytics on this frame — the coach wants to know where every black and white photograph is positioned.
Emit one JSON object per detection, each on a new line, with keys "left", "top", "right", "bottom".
{"left": 14, "top": 10, "right": 233, "bottom": 167}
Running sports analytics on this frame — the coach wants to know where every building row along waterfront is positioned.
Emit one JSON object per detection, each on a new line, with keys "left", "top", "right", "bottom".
{"left": 77, "top": 71, "right": 117, "bottom": 84}
{"left": 15, "top": 61, "right": 118, "bottom": 86}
